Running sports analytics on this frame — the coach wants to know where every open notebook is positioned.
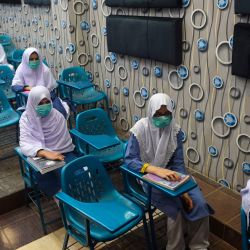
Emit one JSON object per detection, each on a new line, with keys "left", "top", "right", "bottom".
{"left": 27, "top": 157, "right": 65, "bottom": 174}
{"left": 142, "top": 172, "right": 190, "bottom": 191}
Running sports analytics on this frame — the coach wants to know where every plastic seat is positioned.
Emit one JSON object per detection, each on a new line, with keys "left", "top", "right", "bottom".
{"left": 0, "top": 65, "right": 16, "bottom": 100}
{"left": 56, "top": 155, "right": 150, "bottom": 250}
{"left": 72, "top": 108, "right": 126, "bottom": 164}
{"left": 0, "top": 34, "right": 16, "bottom": 60}
{"left": 0, "top": 89, "right": 19, "bottom": 129}
{"left": 241, "top": 207, "right": 250, "bottom": 250}
{"left": 57, "top": 66, "right": 108, "bottom": 118}
{"left": 9, "top": 49, "right": 24, "bottom": 70}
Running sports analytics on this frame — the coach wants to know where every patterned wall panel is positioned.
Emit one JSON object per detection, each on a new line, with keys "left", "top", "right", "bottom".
{"left": 1, "top": 0, "right": 250, "bottom": 192}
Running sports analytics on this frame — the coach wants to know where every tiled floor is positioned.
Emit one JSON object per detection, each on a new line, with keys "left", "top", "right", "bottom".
{"left": 0, "top": 167, "right": 241, "bottom": 250}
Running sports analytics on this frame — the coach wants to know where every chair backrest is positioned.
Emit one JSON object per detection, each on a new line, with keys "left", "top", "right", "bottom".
{"left": 61, "top": 66, "right": 89, "bottom": 82}
{"left": 0, "top": 34, "right": 16, "bottom": 59}
{"left": 61, "top": 155, "right": 115, "bottom": 202}
{"left": 76, "top": 108, "right": 116, "bottom": 136}
{"left": 12, "top": 49, "right": 24, "bottom": 60}
{"left": 59, "top": 66, "right": 90, "bottom": 99}
{"left": 0, "top": 65, "right": 15, "bottom": 98}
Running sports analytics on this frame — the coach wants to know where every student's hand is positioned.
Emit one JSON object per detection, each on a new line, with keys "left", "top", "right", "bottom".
{"left": 37, "top": 150, "right": 65, "bottom": 161}
{"left": 146, "top": 166, "right": 181, "bottom": 181}
{"left": 181, "top": 192, "right": 193, "bottom": 211}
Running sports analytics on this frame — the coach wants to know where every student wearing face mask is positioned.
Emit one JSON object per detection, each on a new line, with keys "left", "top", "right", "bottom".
{"left": 12, "top": 47, "right": 69, "bottom": 119}
{"left": 125, "top": 93, "right": 213, "bottom": 250}
{"left": 19, "top": 86, "right": 76, "bottom": 196}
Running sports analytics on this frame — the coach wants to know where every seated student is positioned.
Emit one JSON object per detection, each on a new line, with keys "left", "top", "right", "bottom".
{"left": 19, "top": 86, "right": 76, "bottom": 196}
{"left": 241, "top": 180, "right": 250, "bottom": 229}
{"left": 12, "top": 47, "right": 69, "bottom": 119}
{"left": 0, "top": 43, "right": 14, "bottom": 71}
{"left": 125, "top": 93, "right": 214, "bottom": 250}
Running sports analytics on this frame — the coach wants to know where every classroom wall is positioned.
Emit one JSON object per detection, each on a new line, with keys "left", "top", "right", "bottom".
{"left": 1, "top": 0, "right": 250, "bottom": 192}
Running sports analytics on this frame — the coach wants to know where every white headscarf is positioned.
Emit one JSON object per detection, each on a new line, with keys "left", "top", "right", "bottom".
{"left": 241, "top": 180, "right": 250, "bottom": 227}
{"left": 130, "top": 93, "right": 180, "bottom": 168}
{"left": 0, "top": 44, "right": 7, "bottom": 64}
{"left": 12, "top": 47, "right": 57, "bottom": 91}
{"left": 19, "top": 86, "right": 74, "bottom": 157}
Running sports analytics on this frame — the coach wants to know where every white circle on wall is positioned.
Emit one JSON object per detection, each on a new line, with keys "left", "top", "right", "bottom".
{"left": 186, "top": 147, "right": 200, "bottom": 164}
{"left": 211, "top": 116, "right": 231, "bottom": 138}
{"left": 215, "top": 41, "right": 232, "bottom": 65}
{"left": 189, "top": 83, "right": 204, "bottom": 102}
{"left": 236, "top": 134, "right": 250, "bottom": 154}
{"left": 191, "top": 9, "right": 207, "bottom": 30}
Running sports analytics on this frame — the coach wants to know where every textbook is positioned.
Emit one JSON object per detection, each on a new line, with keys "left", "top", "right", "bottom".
{"left": 27, "top": 157, "right": 65, "bottom": 174}
{"left": 142, "top": 172, "right": 190, "bottom": 191}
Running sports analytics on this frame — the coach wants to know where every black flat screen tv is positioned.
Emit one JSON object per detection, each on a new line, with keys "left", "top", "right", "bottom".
{"left": 0, "top": 0, "right": 21, "bottom": 4}
{"left": 24, "top": 0, "right": 50, "bottom": 5}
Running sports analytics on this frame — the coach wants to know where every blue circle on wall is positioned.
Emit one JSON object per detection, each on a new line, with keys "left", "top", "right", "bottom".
{"left": 182, "top": 0, "right": 190, "bottom": 8}
{"left": 218, "top": 179, "right": 230, "bottom": 188}
{"left": 180, "top": 129, "right": 187, "bottom": 142}
{"left": 95, "top": 53, "right": 101, "bottom": 63}
{"left": 131, "top": 60, "right": 139, "bottom": 70}
{"left": 223, "top": 112, "right": 238, "bottom": 128}
{"left": 194, "top": 109, "right": 205, "bottom": 122}
{"left": 177, "top": 65, "right": 189, "bottom": 80}
{"left": 104, "top": 79, "right": 111, "bottom": 88}
{"left": 80, "top": 21, "right": 90, "bottom": 32}
{"left": 217, "top": 0, "right": 228, "bottom": 10}
{"left": 208, "top": 146, "right": 218, "bottom": 157}
{"left": 112, "top": 104, "right": 119, "bottom": 114}
{"left": 133, "top": 115, "right": 140, "bottom": 122}
{"left": 197, "top": 38, "right": 208, "bottom": 52}
{"left": 212, "top": 76, "right": 224, "bottom": 89}
{"left": 140, "top": 87, "right": 149, "bottom": 100}
{"left": 242, "top": 162, "right": 250, "bottom": 175}
{"left": 171, "top": 99, "right": 175, "bottom": 110}
{"left": 109, "top": 52, "right": 117, "bottom": 64}
{"left": 229, "top": 35, "right": 233, "bottom": 49}
{"left": 92, "top": 0, "right": 98, "bottom": 9}
{"left": 122, "top": 87, "right": 129, "bottom": 96}
{"left": 68, "top": 43, "right": 76, "bottom": 54}
{"left": 102, "top": 26, "right": 107, "bottom": 36}
{"left": 154, "top": 66, "right": 162, "bottom": 78}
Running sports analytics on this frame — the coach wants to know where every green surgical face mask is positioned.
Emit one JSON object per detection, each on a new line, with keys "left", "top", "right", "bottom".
{"left": 35, "top": 103, "right": 52, "bottom": 117}
{"left": 152, "top": 115, "right": 172, "bottom": 128}
{"left": 28, "top": 60, "right": 40, "bottom": 70}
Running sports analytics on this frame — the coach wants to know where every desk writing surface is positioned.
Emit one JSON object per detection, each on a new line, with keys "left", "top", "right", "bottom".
{"left": 120, "top": 165, "right": 197, "bottom": 197}
{"left": 70, "top": 129, "right": 120, "bottom": 150}
{"left": 56, "top": 80, "right": 93, "bottom": 90}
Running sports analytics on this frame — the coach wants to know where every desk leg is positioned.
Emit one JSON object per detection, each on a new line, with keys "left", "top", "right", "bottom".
{"left": 30, "top": 168, "right": 47, "bottom": 235}
{"left": 147, "top": 186, "right": 158, "bottom": 250}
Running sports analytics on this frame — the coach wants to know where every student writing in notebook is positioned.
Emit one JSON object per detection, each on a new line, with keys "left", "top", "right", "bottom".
{"left": 125, "top": 93, "right": 214, "bottom": 250}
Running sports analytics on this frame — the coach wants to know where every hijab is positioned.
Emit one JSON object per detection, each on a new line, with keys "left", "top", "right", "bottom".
{"left": 0, "top": 44, "right": 7, "bottom": 65}
{"left": 12, "top": 47, "right": 57, "bottom": 91}
{"left": 19, "top": 86, "right": 74, "bottom": 157}
{"left": 130, "top": 93, "right": 180, "bottom": 168}
{"left": 241, "top": 180, "right": 250, "bottom": 227}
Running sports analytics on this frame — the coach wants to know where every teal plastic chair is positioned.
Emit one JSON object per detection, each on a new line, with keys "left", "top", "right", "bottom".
{"left": 0, "top": 65, "right": 15, "bottom": 100}
{"left": 0, "top": 34, "right": 16, "bottom": 60}
{"left": 57, "top": 66, "right": 108, "bottom": 119}
{"left": 9, "top": 49, "right": 24, "bottom": 70}
{"left": 241, "top": 207, "right": 250, "bottom": 250}
{"left": 56, "top": 155, "right": 150, "bottom": 250}
{"left": 0, "top": 89, "right": 19, "bottom": 128}
{"left": 71, "top": 108, "right": 126, "bottom": 164}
